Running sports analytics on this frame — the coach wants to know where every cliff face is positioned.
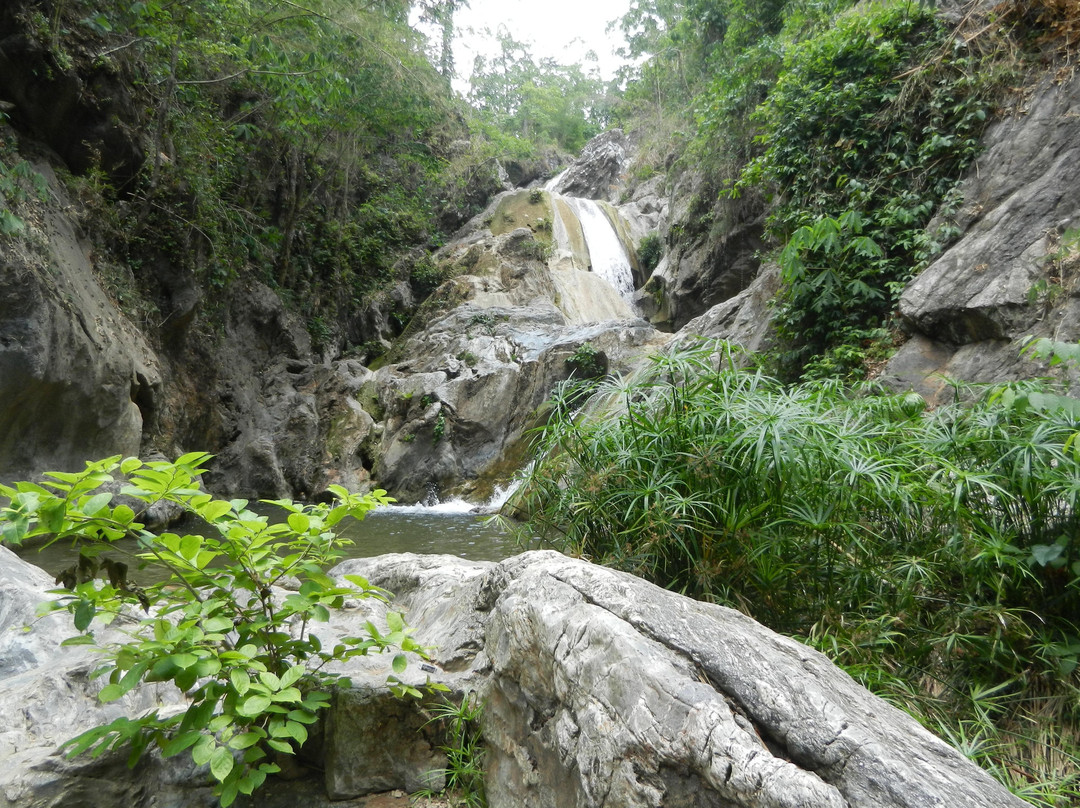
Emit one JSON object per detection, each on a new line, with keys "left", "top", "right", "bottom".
{"left": 0, "top": 164, "right": 158, "bottom": 479}
{"left": 0, "top": 160, "right": 380, "bottom": 497}
{"left": 880, "top": 69, "right": 1080, "bottom": 399}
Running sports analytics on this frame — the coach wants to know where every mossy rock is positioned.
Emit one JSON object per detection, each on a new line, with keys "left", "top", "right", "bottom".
{"left": 489, "top": 190, "right": 555, "bottom": 243}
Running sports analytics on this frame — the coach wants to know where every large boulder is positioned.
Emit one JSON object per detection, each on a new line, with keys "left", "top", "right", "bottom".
{"left": 0, "top": 546, "right": 199, "bottom": 808}
{"left": 337, "top": 551, "right": 1027, "bottom": 808}
{"left": 884, "top": 69, "right": 1080, "bottom": 398}
{"left": 0, "top": 546, "right": 1032, "bottom": 808}
{"left": 546, "top": 131, "right": 632, "bottom": 204}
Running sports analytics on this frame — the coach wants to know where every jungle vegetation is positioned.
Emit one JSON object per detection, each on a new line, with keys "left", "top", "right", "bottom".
{"left": 515, "top": 340, "right": 1080, "bottom": 804}
{"left": 4, "top": 0, "right": 1080, "bottom": 803}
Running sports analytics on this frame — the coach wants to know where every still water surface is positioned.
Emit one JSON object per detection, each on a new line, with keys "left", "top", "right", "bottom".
{"left": 14, "top": 499, "right": 517, "bottom": 583}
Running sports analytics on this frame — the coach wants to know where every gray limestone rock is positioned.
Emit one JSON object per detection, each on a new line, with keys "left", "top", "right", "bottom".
{"left": 367, "top": 191, "right": 671, "bottom": 502}
{"left": 547, "top": 131, "right": 631, "bottom": 204}
{"left": 0, "top": 547, "right": 1034, "bottom": 808}
{"left": 0, "top": 164, "right": 161, "bottom": 483}
{"left": 886, "top": 70, "right": 1080, "bottom": 392}
{"left": 673, "top": 262, "right": 781, "bottom": 354}
{"left": 340, "top": 551, "right": 1029, "bottom": 808}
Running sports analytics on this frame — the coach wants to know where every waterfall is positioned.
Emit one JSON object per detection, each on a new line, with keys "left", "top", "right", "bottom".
{"left": 560, "top": 197, "right": 636, "bottom": 302}
{"left": 544, "top": 169, "right": 568, "bottom": 191}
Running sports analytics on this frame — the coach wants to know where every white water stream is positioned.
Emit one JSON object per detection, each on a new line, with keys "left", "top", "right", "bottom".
{"left": 562, "top": 197, "right": 636, "bottom": 302}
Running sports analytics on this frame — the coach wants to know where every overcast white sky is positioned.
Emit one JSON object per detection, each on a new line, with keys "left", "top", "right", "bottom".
{"left": 437, "top": 0, "right": 633, "bottom": 90}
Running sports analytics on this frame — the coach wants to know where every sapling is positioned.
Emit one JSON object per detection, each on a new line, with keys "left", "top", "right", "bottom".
{"left": 1, "top": 452, "right": 438, "bottom": 806}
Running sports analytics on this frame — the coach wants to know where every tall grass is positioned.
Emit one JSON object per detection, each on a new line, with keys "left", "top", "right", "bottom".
{"left": 512, "top": 340, "right": 1080, "bottom": 803}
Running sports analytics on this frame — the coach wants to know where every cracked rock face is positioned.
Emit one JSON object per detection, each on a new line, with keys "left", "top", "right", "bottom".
{"left": 883, "top": 70, "right": 1080, "bottom": 399}
{"left": 2, "top": 547, "right": 1027, "bottom": 808}
{"left": 338, "top": 551, "right": 1027, "bottom": 808}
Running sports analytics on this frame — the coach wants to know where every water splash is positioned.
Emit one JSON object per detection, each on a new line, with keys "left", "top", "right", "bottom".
{"left": 380, "top": 475, "right": 524, "bottom": 516}
{"left": 544, "top": 169, "right": 568, "bottom": 191}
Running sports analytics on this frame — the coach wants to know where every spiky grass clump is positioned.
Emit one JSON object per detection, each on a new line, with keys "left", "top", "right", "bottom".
{"left": 514, "top": 340, "right": 1080, "bottom": 803}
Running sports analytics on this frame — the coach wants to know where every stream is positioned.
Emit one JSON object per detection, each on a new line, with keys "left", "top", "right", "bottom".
{"left": 13, "top": 498, "right": 516, "bottom": 586}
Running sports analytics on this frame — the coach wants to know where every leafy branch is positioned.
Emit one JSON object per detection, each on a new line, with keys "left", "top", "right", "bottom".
{"left": 1, "top": 453, "right": 438, "bottom": 807}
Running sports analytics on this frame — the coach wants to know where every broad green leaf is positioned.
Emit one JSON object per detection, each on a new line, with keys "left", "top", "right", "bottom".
{"left": 238, "top": 694, "right": 272, "bottom": 717}
{"left": 194, "top": 657, "right": 222, "bottom": 677}
{"left": 98, "top": 683, "right": 128, "bottom": 703}
{"left": 175, "top": 451, "right": 212, "bottom": 468}
{"left": 60, "top": 634, "right": 96, "bottom": 646}
{"left": 386, "top": 611, "right": 404, "bottom": 633}
{"left": 284, "top": 721, "right": 308, "bottom": 744}
{"left": 279, "top": 664, "right": 305, "bottom": 688}
{"left": 175, "top": 667, "right": 199, "bottom": 692}
{"left": 287, "top": 512, "right": 310, "bottom": 533}
{"left": 210, "top": 745, "right": 234, "bottom": 781}
{"left": 392, "top": 653, "right": 407, "bottom": 674}
{"left": 113, "top": 504, "right": 136, "bottom": 524}
{"left": 81, "top": 492, "right": 113, "bottom": 515}
{"left": 192, "top": 736, "right": 216, "bottom": 766}
{"left": 266, "top": 738, "right": 292, "bottom": 754}
{"left": 200, "top": 500, "right": 233, "bottom": 522}
{"left": 179, "top": 534, "right": 202, "bottom": 560}
{"left": 230, "top": 669, "right": 251, "bottom": 695}
{"left": 220, "top": 782, "right": 240, "bottom": 808}
{"left": 39, "top": 499, "right": 67, "bottom": 533}
{"left": 238, "top": 768, "right": 267, "bottom": 795}
{"left": 160, "top": 533, "right": 183, "bottom": 554}
{"left": 149, "top": 657, "right": 181, "bottom": 681}
{"left": 272, "top": 687, "right": 302, "bottom": 704}
{"left": 170, "top": 653, "right": 200, "bottom": 669}
{"left": 114, "top": 661, "right": 149, "bottom": 694}
{"left": 204, "top": 616, "right": 233, "bottom": 633}
{"left": 73, "top": 601, "right": 95, "bottom": 631}
{"left": 228, "top": 731, "right": 264, "bottom": 750}
{"left": 259, "top": 671, "right": 281, "bottom": 691}
{"left": 162, "top": 730, "right": 203, "bottom": 758}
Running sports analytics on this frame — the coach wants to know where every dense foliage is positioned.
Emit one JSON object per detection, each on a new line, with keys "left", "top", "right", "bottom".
{"left": 468, "top": 28, "right": 607, "bottom": 154}
{"left": 514, "top": 341, "right": 1080, "bottom": 802}
{"left": 743, "top": 2, "right": 999, "bottom": 378}
{"left": 9, "top": 0, "right": 486, "bottom": 349}
{"left": 0, "top": 454, "right": 434, "bottom": 806}
{"left": 607, "top": 0, "right": 1060, "bottom": 377}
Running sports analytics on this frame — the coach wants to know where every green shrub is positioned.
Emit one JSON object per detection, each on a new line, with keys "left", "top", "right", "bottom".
{"left": 410, "top": 256, "right": 449, "bottom": 299}
{"left": 637, "top": 233, "right": 664, "bottom": 274}
{"left": 0, "top": 454, "right": 436, "bottom": 807}
{"left": 566, "top": 342, "right": 605, "bottom": 379}
{"left": 740, "top": 2, "right": 1004, "bottom": 378}
{"left": 516, "top": 340, "right": 1080, "bottom": 801}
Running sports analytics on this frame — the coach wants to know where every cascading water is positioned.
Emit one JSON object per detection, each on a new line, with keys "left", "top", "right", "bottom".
{"left": 561, "top": 197, "right": 636, "bottom": 302}
{"left": 544, "top": 169, "right": 568, "bottom": 191}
